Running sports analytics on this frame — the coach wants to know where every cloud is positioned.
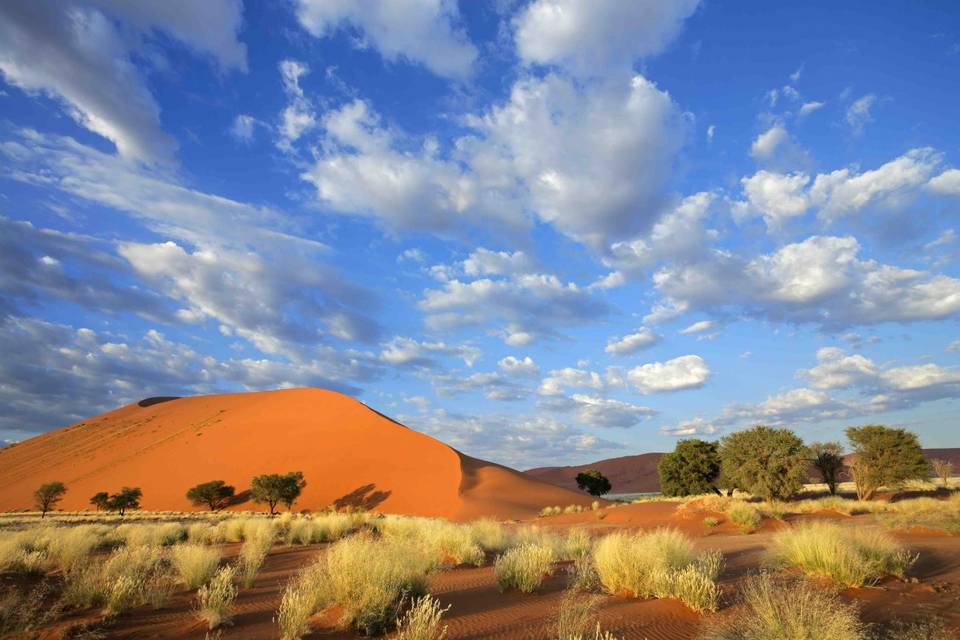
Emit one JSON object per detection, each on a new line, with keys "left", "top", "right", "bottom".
{"left": 749, "top": 124, "right": 809, "bottom": 171}
{"left": 498, "top": 356, "right": 539, "bottom": 376}
{"left": 798, "top": 101, "right": 824, "bottom": 116}
{"left": 0, "top": 1, "right": 245, "bottom": 164}
{"left": 539, "top": 367, "right": 605, "bottom": 396}
{"left": 928, "top": 169, "right": 960, "bottom": 195}
{"left": 294, "top": 0, "right": 476, "bottom": 79}
{"left": 565, "top": 394, "right": 656, "bottom": 428}
{"left": 378, "top": 336, "right": 480, "bottom": 369}
{"left": 277, "top": 59, "right": 317, "bottom": 150}
{"left": 660, "top": 417, "right": 718, "bottom": 436}
{"left": 679, "top": 320, "right": 715, "bottom": 335}
{"left": 513, "top": 0, "right": 700, "bottom": 77}
{"left": 846, "top": 94, "right": 876, "bottom": 134}
{"left": 627, "top": 355, "right": 710, "bottom": 393}
{"left": 230, "top": 114, "right": 257, "bottom": 143}
{"left": 605, "top": 328, "right": 660, "bottom": 356}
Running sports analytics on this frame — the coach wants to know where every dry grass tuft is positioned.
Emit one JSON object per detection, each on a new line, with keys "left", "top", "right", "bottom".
{"left": 237, "top": 524, "right": 274, "bottom": 588}
{"left": 195, "top": 564, "right": 237, "bottom": 630}
{"left": 170, "top": 543, "right": 221, "bottom": 588}
{"left": 493, "top": 543, "right": 555, "bottom": 593}
{"left": 396, "top": 595, "right": 449, "bottom": 640}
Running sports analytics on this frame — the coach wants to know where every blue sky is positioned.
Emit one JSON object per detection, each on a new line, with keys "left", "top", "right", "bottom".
{"left": 1, "top": 0, "right": 959, "bottom": 468}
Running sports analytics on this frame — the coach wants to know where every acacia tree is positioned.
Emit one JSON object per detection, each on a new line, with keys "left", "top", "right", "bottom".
{"left": 719, "top": 426, "right": 810, "bottom": 500}
{"left": 90, "top": 491, "right": 110, "bottom": 511}
{"left": 810, "top": 442, "right": 846, "bottom": 495}
{"left": 846, "top": 425, "right": 928, "bottom": 500}
{"left": 658, "top": 439, "right": 721, "bottom": 497}
{"left": 34, "top": 481, "right": 67, "bottom": 518}
{"left": 251, "top": 472, "right": 306, "bottom": 515}
{"left": 106, "top": 487, "right": 143, "bottom": 516}
{"left": 930, "top": 459, "right": 954, "bottom": 488}
{"left": 575, "top": 469, "right": 612, "bottom": 497}
{"left": 186, "top": 480, "right": 236, "bottom": 511}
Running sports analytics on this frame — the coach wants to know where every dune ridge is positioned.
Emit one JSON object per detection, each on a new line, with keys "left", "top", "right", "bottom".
{"left": 0, "top": 388, "right": 590, "bottom": 520}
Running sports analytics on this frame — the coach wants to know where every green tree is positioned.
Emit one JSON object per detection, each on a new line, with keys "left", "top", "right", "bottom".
{"left": 251, "top": 472, "right": 306, "bottom": 515}
{"left": 34, "top": 481, "right": 67, "bottom": 518}
{"left": 106, "top": 487, "right": 143, "bottom": 516}
{"left": 719, "top": 426, "right": 810, "bottom": 500}
{"left": 658, "top": 439, "right": 722, "bottom": 497}
{"left": 575, "top": 469, "right": 612, "bottom": 497}
{"left": 810, "top": 442, "right": 846, "bottom": 495}
{"left": 90, "top": 491, "right": 110, "bottom": 511}
{"left": 846, "top": 425, "right": 928, "bottom": 500}
{"left": 186, "top": 480, "right": 235, "bottom": 511}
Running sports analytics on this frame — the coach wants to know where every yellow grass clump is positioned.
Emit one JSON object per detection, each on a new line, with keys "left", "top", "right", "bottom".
{"left": 237, "top": 524, "right": 274, "bottom": 588}
{"left": 170, "top": 543, "right": 222, "bottom": 588}
{"left": 195, "top": 564, "right": 238, "bottom": 630}
{"left": 493, "top": 543, "right": 555, "bottom": 593}
{"left": 396, "top": 595, "right": 449, "bottom": 640}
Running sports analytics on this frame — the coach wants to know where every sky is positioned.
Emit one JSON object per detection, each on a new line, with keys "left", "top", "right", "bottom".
{"left": 1, "top": 0, "right": 959, "bottom": 469}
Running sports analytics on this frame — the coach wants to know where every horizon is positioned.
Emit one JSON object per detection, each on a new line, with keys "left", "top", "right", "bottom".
{"left": 1, "top": 0, "right": 959, "bottom": 470}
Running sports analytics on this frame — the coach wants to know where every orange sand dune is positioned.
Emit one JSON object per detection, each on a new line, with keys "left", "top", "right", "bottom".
{"left": 0, "top": 388, "right": 591, "bottom": 520}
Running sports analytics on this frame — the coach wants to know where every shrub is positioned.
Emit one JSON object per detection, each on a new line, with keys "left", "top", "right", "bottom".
{"left": 592, "top": 529, "right": 722, "bottom": 612}
{"left": 195, "top": 565, "right": 237, "bottom": 630}
{"left": 170, "top": 544, "right": 221, "bottom": 588}
{"left": 770, "top": 521, "right": 915, "bottom": 587}
{"left": 658, "top": 439, "right": 721, "bottom": 497}
{"left": 493, "top": 543, "right": 554, "bottom": 593}
{"left": 930, "top": 459, "right": 953, "bottom": 488}
{"left": 34, "top": 481, "right": 67, "bottom": 518}
{"left": 576, "top": 470, "right": 612, "bottom": 497}
{"left": 251, "top": 472, "right": 306, "bottom": 515}
{"left": 720, "top": 426, "right": 809, "bottom": 499}
{"left": 396, "top": 595, "right": 449, "bottom": 640}
{"left": 810, "top": 442, "right": 846, "bottom": 495}
{"left": 703, "top": 517, "right": 720, "bottom": 531}
{"left": 699, "top": 573, "right": 865, "bottom": 640}
{"left": 187, "top": 481, "right": 236, "bottom": 511}
{"left": 727, "top": 504, "right": 761, "bottom": 533}
{"left": 846, "top": 425, "right": 928, "bottom": 500}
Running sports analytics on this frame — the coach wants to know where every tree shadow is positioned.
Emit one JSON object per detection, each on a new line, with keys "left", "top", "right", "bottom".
{"left": 333, "top": 484, "right": 391, "bottom": 511}
{"left": 227, "top": 489, "right": 252, "bottom": 507}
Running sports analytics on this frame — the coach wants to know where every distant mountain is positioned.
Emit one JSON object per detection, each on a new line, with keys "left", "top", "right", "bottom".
{"left": 525, "top": 448, "right": 960, "bottom": 494}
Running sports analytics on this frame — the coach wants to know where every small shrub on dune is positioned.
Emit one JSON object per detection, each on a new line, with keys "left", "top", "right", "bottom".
{"left": 727, "top": 504, "right": 761, "bottom": 533}
{"left": 237, "top": 528, "right": 273, "bottom": 588}
{"left": 396, "top": 595, "right": 449, "bottom": 640}
{"left": 195, "top": 565, "right": 237, "bottom": 630}
{"left": 493, "top": 543, "right": 555, "bottom": 593}
{"left": 170, "top": 543, "right": 221, "bottom": 588}
{"left": 593, "top": 528, "right": 722, "bottom": 612}
{"left": 277, "top": 563, "right": 328, "bottom": 640}
{"left": 770, "top": 521, "right": 915, "bottom": 587}
{"left": 554, "top": 591, "right": 621, "bottom": 640}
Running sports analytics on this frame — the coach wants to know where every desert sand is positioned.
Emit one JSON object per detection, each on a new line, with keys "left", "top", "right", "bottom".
{"left": 0, "top": 388, "right": 591, "bottom": 520}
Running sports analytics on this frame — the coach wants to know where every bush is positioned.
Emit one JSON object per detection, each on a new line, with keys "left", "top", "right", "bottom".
{"left": 699, "top": 573, "right": 865, "bottom": 640}
{"left": 186, "top": 481, "right": 236, "bottom": 511}
{"left": 170, "top": 543, "right": 221, "bottom": 588}
{"left": 930, "top": 459, "right": 954, "bottom": 488}
{"left": 720, "top": 426, "right": 809, "bottom": 499}
{"left": 592, "top": 529, "right": 722, "bottom": 612}
{"left": 195, "top": 565, "right": 237, "bottom": 630}
{"left": 810, "top": 442, "right": 846, "bottom": 495}
{"left": 847, "top": 426, "right": 929, "bottom": 500}
{"left": 658, "top": 439, "right": 721, "bottom": 497}
{"left": 727, "top": 504, "right": 761, "bottom": 533}
{"left": 493, "top": 543, "right": 555, "bottom": 593}
{"left": 770, "top": 521, "right": 915, "bottom": 587}
{"left": 251, "top": 472, "right": 306, "bottom": 515}
{"left": 396, "top": 595, "right": 449, "bottom": 640}
{"left": 576, "top": 470, "right": 611, "bottom": 497}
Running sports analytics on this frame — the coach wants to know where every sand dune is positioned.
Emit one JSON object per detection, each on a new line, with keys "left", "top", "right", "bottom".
{"left": 0, "top": 388, "right": 590, "bottom": 520}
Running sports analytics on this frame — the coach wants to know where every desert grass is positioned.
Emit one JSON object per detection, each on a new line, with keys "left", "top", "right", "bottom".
{"left": 699, "top": 572, "right": 865, "bottom": 640}
{"left": 876, "top": 619, "right": 954, "bottom": 640}
{"left": 277, "top": 570, "right": 322, "bottom": 640}
{"left": 195, "top": 564, "right": 237, "bottom": 630}
{"left": 727, "top": 504, "right": 762, "bottom": 533}
{"left": 395, "top": 595, "right": 449, "bottom": 640}
{"left": 44, "top": 525, "right": 106, "bottom": 571}
{"left": 113, "top": 522, "right": 186, "bottom": 547}
{"left": 467, "top": 519, "right": 512, "bottom": 554}
{"left": 554, "top": 591, "right": 622, "bottom": 640}
{"left": 493, "top": 543, "right": 555, "bottom": 593}
{"left": 170, "top": 543, "right": 221, "bottom": 588}
{"left": 569, "top": 552, "right": 601, "bottom": 592}
{"left": 593, "top": 528, "right": 722, "bottom": 612}
{"left": 769, "top": 521, "right": 915, "bottom": 587}
{"left": 61, "top": 544, "right": 173, "bottom": 614}
{"left": 0, "top": 580, "right": 62, "bottom": 636}
{"left": 379, "top": 516, "right": 484, "bottom": 567}
{"left": 237, "top": 523, "right": 274, "bottom": 588}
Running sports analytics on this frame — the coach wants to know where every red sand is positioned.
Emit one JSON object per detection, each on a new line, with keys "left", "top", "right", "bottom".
{"left": 0, "top": 388, "right": 591, "bottom": 520}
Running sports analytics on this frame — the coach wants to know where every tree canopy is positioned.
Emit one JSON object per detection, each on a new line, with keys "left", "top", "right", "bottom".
{"left": 846, "top": 425, "right": 928, "bottom": 500}
{"left": 658, "top": 439, "right": 721, "bottom": 497}
{"left": 809, "top": 441, "right": 846, "bottom": 495}
{"left": 719, "top": 426, "right": 809, "bottom": 499}
{"left": 186, "top": 480, "right": 236, "bottom": 511}
{"left": 575, "top": 469, "right": 611, "bottom": 497}
{"left": 105, "top": 487, "right": 142, "bottom": 516}
{"left": 251, "top": 471, "right": 306, "bottom": 514}
{"left": 89, "top": 491, "right": 110, "bottom": 511}
{"left": 34, "top": 481, "right": 67, "bottom": 517}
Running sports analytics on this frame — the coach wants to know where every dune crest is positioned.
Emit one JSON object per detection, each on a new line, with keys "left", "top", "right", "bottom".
{"left": 0, "top": 388, "right": 589, "bottom": 520}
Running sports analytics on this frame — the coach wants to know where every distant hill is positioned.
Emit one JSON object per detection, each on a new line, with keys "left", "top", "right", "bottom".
{"left": 525, "top": 448, "right": 960, "bottom": 494}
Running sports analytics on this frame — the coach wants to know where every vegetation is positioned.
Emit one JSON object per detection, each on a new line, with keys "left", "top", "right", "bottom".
{"left": 810, "top": 442, "right": 846, "bottom": 495}
{"left": 396, "top": 595, "right": 449, "bottom": 640}
{"left": 658, "top": 439, "right": 721, "bottom": 497}
{"left": 727, "top": 504, "right": 761, "bottom": 533}
{"left": 699, "top": 573, "right": 865, "bottom": 640}
{"left": 770, "top": 521, "right": 915, "bottom": 587}
{"left": 719, "top": 426, "right": 809, "bottom": 499}
{"left": 592, "top": 528, "right": 722, "bottom": 612}
{"left": 186, "top": 480, "right": 236, "bottom": 511}
{"left": 170, "top": 543, "right": 221, "bottom": 588}
{"left": 554, "top": 592, "right": 621, "bottom": 640}
{"left": 931, "top": 458, "right": 954, "bottom": 488}
{"left": 493, "top": 543, "right": 555, "bottom": 593}
{"left": 97, "top": 486, "right": 143, "bottom": 516}
{"left": 90, "top": 491, "right": 110, "bottom": 511}
{"left": 33, "top": 481, "right": 67, "bottom": 518}
{"left": 195, "top": 565, "right": 237, "bottom": 630}
{"left": 575, "top": 470, "right": 612, "bottom": 497}
{"left": 846, "top": 425, "right": 928, "bottom": 500}
{"left": 237, "top": 522, "right": 274, "bottom": 587}
{"left": 251, "top": 472, "right": 306, "bottom": 515}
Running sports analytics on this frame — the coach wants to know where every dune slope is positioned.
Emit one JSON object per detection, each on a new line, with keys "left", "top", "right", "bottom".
{"left": 0, "top": 388, "right": 589, "bottom": 520}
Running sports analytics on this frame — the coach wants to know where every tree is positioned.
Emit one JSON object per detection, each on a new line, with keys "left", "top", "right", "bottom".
{"left": 251, "top": 472, "right": 306, "bottom": 515}
{"left": 575, "top": 469, "right": 612, "bottom": 497}
{"left": 658, "top": 439, "right": 722, "bottom": 497}
{"left": 186, "top": 480, "right": 235, "bottom": 511}
{"left": 931, "top": 459, "right": 954, "bottom": 488}
{"left": 719, "top": 426, "right": 810, "bottom": 500}
{"left": 34, "top": 481, "right": 66, "bottom": 518}
{"left": 106, "top": 487, "right": 143, "bottom": 516}
{"left": 810, "top": 442, "right": 846, "bottom": 495}
{"left": 846, "top": 425, "right": 928, "bottom": 500}
{"left": 90, "top": 491, "right": 110, "bottom": 511}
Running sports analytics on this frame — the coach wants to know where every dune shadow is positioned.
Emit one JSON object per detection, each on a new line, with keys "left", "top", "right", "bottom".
{"left": 137, "top": 396, "right": 181, "bottom": 407}
{"left": 333, "top": 483, "right": 391, "bottom": 511}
